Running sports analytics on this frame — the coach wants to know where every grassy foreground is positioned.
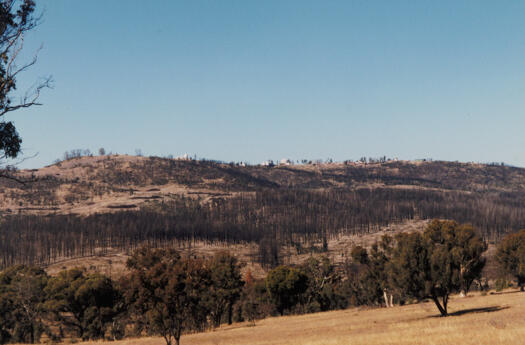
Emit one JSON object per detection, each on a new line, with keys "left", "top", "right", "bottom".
{"left": 72, "top": 290, "right": 523, "bottom": 345}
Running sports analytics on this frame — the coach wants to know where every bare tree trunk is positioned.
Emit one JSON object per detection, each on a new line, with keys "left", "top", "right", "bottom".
{"left": 431, "top": 295, "right": 448, "bottom": 316}
{"left": 162, "top": 335, "right": 172, "bottom": 345}
{"left": 383, "top": 289, "right": 390, "bottom": 307}
{"left": 29, "top": 322, "right": 34, "bottom": 344}
{"left": 175, "top": 326, "right": 182, "bottom": 345}
{"left": 383, "top": 289, "right": 394, "bottom": 307}
{"left": 228, "top": 302, "right": 233, "bottom": 325}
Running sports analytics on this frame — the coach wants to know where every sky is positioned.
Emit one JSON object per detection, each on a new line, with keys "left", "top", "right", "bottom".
{"left": 7, "top": 0, "right": 525, "bottom": 168}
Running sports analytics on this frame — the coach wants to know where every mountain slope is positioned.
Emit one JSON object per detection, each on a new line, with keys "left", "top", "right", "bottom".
{"left": 0, "top": 155, "right": 524, "bottom": 271}
{"left": 1, "top": 155, "right": 524, "bottom": 216}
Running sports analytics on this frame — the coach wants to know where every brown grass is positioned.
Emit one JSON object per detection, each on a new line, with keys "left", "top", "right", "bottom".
{"left": 66, "top": 289, "right": 525, "bottom": 345}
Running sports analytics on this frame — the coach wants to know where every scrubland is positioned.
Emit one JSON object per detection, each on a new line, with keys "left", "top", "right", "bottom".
{"left": 67, "top": 289, "right": 524, "bottom": 345}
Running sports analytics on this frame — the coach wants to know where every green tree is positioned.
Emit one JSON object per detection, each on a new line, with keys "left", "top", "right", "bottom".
{"left": 265, "top": 265, "right": 308, "bottom": 316}
{"left": 301, "top": 256, "right": 347, "bottom": 312}
{"left": 0, "top": 0, "right": 51, "bottom": 177}
{"left": 0, "top": 294, "right": 14, "bottom": 345}
{"left": 496, "top": 230, "right": 525, "bottom": 291}
{"left": 240, "top": 278, "right": 273, "bottom": 324}
{"left": 389, "top": 232, "right": 435, "bottom": 309}
{"left": 445, "top": 222, "right": 487, "bottom": 296}
{"left": 0, "top": 265, "right": 48, "bottom": 344}
{"left": 351, "top": 238, "right": 394, "bottom": 307}
{"left": 45, "top": 268, "right": 120, "bottom": 341}
{"left": 389, "top": 220, "right": 486, "bottom": 316}
{"left": 207, "top": 251, "right": 244, "bottom": 327}
{"left": 125, "top": 247, "right": 211, "bottom": 345}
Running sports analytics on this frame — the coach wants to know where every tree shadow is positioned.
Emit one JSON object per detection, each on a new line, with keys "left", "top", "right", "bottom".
{"left": 428, "top": 305, "right": 509, "bottom": 318}
{"left": 489, "top": 290, "right": 522, "bottom": 295}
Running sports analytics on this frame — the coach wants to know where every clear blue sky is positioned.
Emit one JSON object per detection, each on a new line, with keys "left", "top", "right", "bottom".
{"left": 8, "top": 0, "right": 525, "bottom": 168}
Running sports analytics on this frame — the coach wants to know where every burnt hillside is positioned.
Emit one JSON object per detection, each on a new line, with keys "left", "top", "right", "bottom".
{"left": 0, "top": 156, "right": 524, "bottom": 268}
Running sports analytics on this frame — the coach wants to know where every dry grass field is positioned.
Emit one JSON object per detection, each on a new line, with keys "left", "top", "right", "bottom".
{"left": 67, "top": 289, "right": 525, "bottom": 345}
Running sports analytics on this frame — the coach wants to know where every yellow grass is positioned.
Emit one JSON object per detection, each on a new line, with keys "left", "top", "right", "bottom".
{"left": 68, "top": 289, "right": 524, "bottom": 345}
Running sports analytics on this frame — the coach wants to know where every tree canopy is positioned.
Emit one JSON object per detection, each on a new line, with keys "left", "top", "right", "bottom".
{"left": 0, "top": 265, "right": 48, "bottom": 344}
{"left": 496, "top": 230, "right": 525, "bottom": 291}
{"left": 265, "top": 265, "right": 308, "bottom": 316}
{"left": 44, "top": 268, "right": 120, "bottom": 341}
{"left": 207, "top": 251, "right": 244, "bottom": 326}
{"left": 125, "top": 248, "right": 212, "bottom": 345}
{"left": 0, "top": 0, "right": 50, "bottom": 177}
{"left": 388, "top": 220, "right": 486, "bottom": 316}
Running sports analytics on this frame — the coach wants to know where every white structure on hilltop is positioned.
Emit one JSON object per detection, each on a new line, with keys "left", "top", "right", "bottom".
{"left": 279, "top": 158, "right": 293, "bottom": 166}
{"left": 261, "top": 160, "right": 274, "bottom": 167}
{"left": 176, "top": 153, "right": 191, "bottom": 160}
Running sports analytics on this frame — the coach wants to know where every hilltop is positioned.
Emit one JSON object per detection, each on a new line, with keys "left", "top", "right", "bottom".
{"left": 1, "top": 155, "right": 524, "bottom": 216}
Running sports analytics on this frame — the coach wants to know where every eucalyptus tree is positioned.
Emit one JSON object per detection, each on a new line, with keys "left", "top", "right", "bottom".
{"left": 496, "top": 230, "right": 525, "bottom": 291}
{"left": 389, "top": 220, "right": 486, "bottom": 316}
{"left": 0, "top": 0, "right": 51, "bottom": 179}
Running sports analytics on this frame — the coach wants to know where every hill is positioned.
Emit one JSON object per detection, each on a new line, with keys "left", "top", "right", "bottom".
{"left": 2, "top": 155, "right": 525, "bottom": 216}
{"left": 0, "top": 155, "right": 524, "bottom": 272}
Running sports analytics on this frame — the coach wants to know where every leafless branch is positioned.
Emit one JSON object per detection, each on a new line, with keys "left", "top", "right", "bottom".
{"left": 0, "top": 75, "right": 52, "bottom": 116}
{"left": 0, "top": 150, "right": 38, "bottom": 183}
{"left": 0, "top": 169, "right": 27, "bottom": 184}
{"left": 11, "top": 150, "right": 37, "bottom": 165}
{"left": 0, "top": 1, "right": 49, "bottom": 183}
